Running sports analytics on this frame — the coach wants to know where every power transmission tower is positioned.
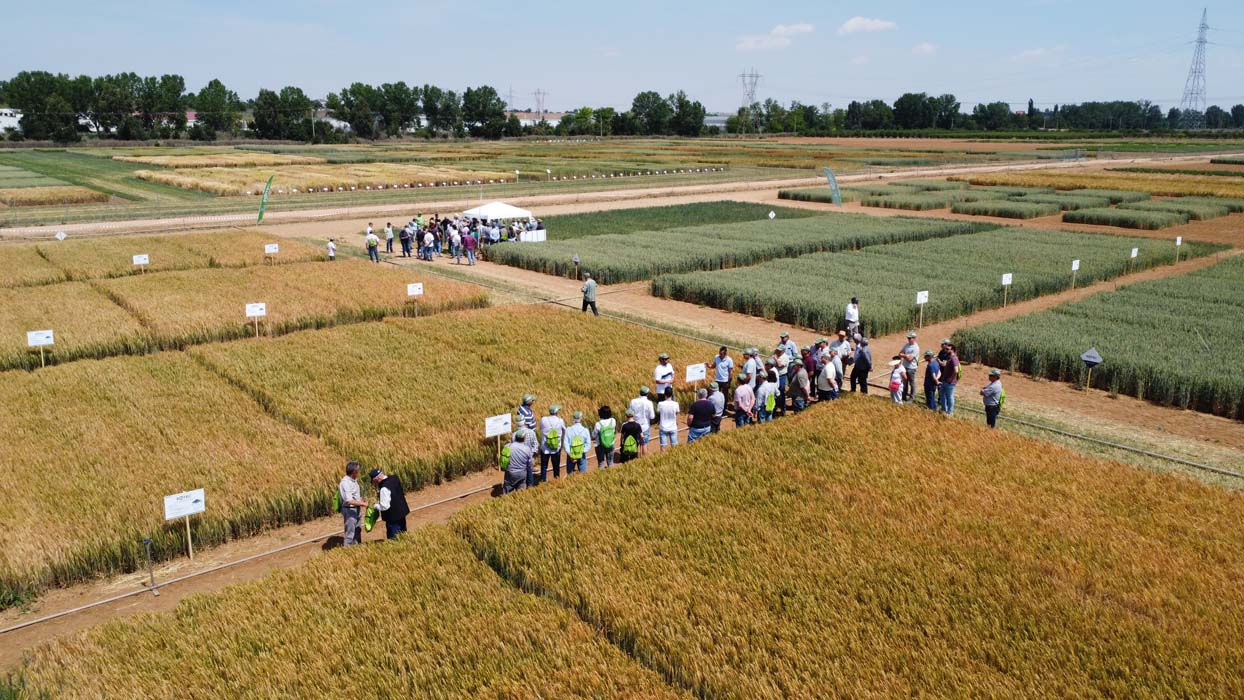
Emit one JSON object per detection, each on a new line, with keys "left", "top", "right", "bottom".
{"left": 506, "top": 86, "right": 515, "bottom": 111}
{"left": 738, "top": 68, "right": 761, "bottom": 135}
{"left": 1178, "top": 8, "right": 1208, "bottom": 130}
{"left": 533, "top": 89, "right": 548, "bottom": 124}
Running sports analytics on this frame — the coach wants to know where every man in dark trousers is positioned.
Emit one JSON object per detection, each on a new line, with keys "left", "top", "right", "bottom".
{"left": 369, "top": 469, "right": 410, "bottom": 540}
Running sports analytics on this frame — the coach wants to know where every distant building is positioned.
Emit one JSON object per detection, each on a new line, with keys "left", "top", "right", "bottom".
{"left": 185, "top": 111, "right": 199, "bottom": 127}
{"left": 704, "top": 113, "right": 730, "bottom": 129}
{"left": 0, "top": 108, "right": 21, "bottom": 132}
{"left": 506, "top": 111, "right": 565, "bottom": 128}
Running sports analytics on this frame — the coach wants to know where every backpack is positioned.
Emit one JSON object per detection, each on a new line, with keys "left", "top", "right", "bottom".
{"left": 599, "top": 421, "right": 616, "bottom": 449}
{"left": 621, "top": 433, "right": 639, "bottom": 457}
{"left": 569, "top": 435, "right": 586, "bottom": 460}
{"left": 332, "top": 490, "right": 341, "bottom": 513}
{"left": 998, "top": 389, "right": 1007, "bottom": 409}
{"left": 764, "top": 390, "right": 776, "bottom": 412}
{"left": 500, "top": 444, "right": 511, "bottom": 468}
{"left": 544, "top": 427, "right": 560, "bottom": 451}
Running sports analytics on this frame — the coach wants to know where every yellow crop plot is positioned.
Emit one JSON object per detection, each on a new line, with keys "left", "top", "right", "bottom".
{"left": 114, "top": 152, "right": 327, "bottom": 168}
{"left": 0, "top": 282, "right": 150, "bottom": 370}
{"left": 959, "top": 170, "right": 1244, "bottom": 198}
{"left": 134, "top": 162, "right": 513, "bottom": 195}
{"left": 0, "top": 185, "right": 109, "bottom": 206}
{"left": 0, "top": 245, "right": 68, "bottom": 287}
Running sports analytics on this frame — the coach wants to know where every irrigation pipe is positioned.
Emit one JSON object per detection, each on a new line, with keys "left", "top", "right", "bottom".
{"left": 0, "top": 483, "right": 496, "bottom": 636}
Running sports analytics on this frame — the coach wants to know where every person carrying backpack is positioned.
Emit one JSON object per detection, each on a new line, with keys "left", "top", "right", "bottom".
{"left": 755, "top": 370, "right": 778, "bottom": 423}
{"left": 592, "top": 405, "right": 618, "bottom": 468}
{"left": 619, "top": 408, "right": 644, "bottom": 463}
{"left": 563, "top": 411, "right": 593, "bottom": 474}
{"left": 538, "top": 405, "right": 566, "bottom": 482}
{"left": 502, "top": 429, "right": 535, "bottom": 494}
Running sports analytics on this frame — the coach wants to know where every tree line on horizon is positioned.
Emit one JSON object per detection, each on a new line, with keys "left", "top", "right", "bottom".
{"left": 1, "top": 71, "right": 1242, "bottom": 144}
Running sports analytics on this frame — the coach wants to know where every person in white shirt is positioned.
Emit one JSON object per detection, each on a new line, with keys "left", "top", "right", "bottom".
{"left": 742, "top": 348, "right": 763, "bottom": 391}
{"left": 657, "top": 388, "right": 680, "bottom": 448}
{"left": 538, "top": 405, "right": 567, "bottom": 482}
{"left": 337, "top": 462, "right": 368, "bottom": 546}
{"left": 368, "top": 468, "right": 408, "bottom": 539}
{"left": 592, "top": 405, "right": 618, "bottom": 468}
{"left": 421, "top": 231, "right": 434, "bottom": 261}
{"left": 654, "top": 353, "right": 675, "bottom": 397}
{"left": 628, "top": 387, "right": 656, "bottom": 445}
{"left": 384, "top": 223, "right": 395, "bottom": 253}
{"left": 326, "top": 238, "right": 336, "bottom": 261}
{"left": 365, "top": 231, "right": 381, "bottom": 263}
{"left": 845, "top": 297, "right": 860, "bottom": 337}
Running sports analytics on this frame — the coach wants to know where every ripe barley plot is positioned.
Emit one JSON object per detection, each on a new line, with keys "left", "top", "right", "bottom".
{"left": 12, "top": 528, "right": 688, "bottom": 700}
{"left": 189, "top": 307, "right": 716, "bottom": 491}
{"left": 487, "top": 214, "right": 997, "bottom": 283}
{"left": 0, "top": 354, "right": 343, "bottom": 606}
{"left": 954, "top": 255, "right": 1244, "bottom": 418}
{"left": 454, "top": 399, "right": 1244, "bottom": 699}
{"left": 0, "top": 245, "right": 68, "bottom": 287}
{"left": 652, "top": 228, "right": 1221, "bottom": 337}
{"left": 0, "top": 282, "right": 150, "bottom": 371}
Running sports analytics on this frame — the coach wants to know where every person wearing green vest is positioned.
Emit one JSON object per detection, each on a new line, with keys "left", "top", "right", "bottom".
{"left": 563, "top": 411, "right": 593, "bottom": 474}
{"left": 581, "top": 273, "right": 599, "bottom": 316}
{"left": 538, "top": 405, "right": 567, "bottom": 482}
{"left": 592, "top": 405, "right": 618, "bottom": 468}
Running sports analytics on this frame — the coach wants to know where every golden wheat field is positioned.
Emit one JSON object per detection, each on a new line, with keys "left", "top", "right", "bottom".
{"left": 454, "top": 398, "right": 1244, "bottom": 699}
{"left": 36, "top": 229, "right": 323, "bottom": 279}
{"left": 0, "top": 186, "right": 110, "bottom": 207}
{"left": 100, "top": 260, "right": 489, "bottom": 346}
{"left": 134, "top": 162, "right": 514, "bottom": 196}
{"left": 959, "top": 170, "right": 1244, "bottom": 198}
{"left": 0, "top": 245, "right": 67, "bottom": 287}
{"left": 12, "top": 528, "right": 689, "bottom": 700}
{"left": 0, "top": 282, "right": 150, "bottom": 370}
{"left": 188, "top": 306, "right": 714, "bottom": 490}
{"left": 0, "top": 353, "right": 344, "bottom": 606}
{"left": 113, "top": 152, "right": 327, "bottom": 168}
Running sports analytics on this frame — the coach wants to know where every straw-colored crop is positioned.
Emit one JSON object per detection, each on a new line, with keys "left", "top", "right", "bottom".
{"left": 114, "top": 153, "right": 326, "bottom": 168}
{"left": 134, "top": 162, "right": 513, "bottom": 196}
{"left": 12, "top": 528, "right": 689, "bottom": 700}
{"left": 954, "top": 255, "right": 1244, "bottom": 418}
{"left": 455, "top": 399, "right": 1244, "bottom": 698}
{"left": 958, "top": 170, "right": 1244, "bottom": 198}
{"left": 0, "top": 186, "right": 109, "bottom": 207}
{"left": 0, "top": 353, "right": 344, "bottom": 606}
{"left": 188, "top": 306, "right": 715, "bottom": 492}
{"left": 99, "top": 260, "right": 489, "bottom": 348}
{"left": 0, "top": 245, "right": 68, "bottom": 287}
{"left": 37, "top": 230, "right": 324, "bottom": 279}
{"left": 652, "top": 227, "right": 1221, "bottom": 337}
{"left": 0, "top": 282, "right": 150, "bottom": 371}
{"left": 488, "top": 215, "right": 997, "bottom": 282}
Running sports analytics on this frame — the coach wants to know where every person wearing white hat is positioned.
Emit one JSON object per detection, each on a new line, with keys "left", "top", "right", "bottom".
{"left": 887, "top": 356, "right": 907, "bottom": 405}
{"left": 900, "top": 331, "right": 920, "bottom": 404}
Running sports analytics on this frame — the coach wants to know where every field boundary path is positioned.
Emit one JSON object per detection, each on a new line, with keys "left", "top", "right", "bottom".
{"left": 3, "top": 152, "right": 1235, "bottom": 240}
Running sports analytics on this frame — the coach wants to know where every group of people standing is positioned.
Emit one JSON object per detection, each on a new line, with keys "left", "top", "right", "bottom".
{"left": 354, "top": 214, "right": 547, "bottom": 266}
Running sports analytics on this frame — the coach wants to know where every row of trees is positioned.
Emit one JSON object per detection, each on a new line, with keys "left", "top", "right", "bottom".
{"left": 731, "top": 92, "right": 1244, "bottom": 134}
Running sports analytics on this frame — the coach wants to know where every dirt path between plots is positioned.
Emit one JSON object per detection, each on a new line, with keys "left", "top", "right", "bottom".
{"left": 4, "top": 151, "right": 1236, "bottom": 240}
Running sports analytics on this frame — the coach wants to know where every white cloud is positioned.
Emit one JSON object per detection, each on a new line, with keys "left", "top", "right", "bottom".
{"left": 1011, "top": 45, "right": 1065, "bottom": 61}
{"left": 912, "top": 42, "right": 938, "bottom": 56}
{"left": 736, "top": 22, "right": 815, "bottom": 52}
{"left": 838, "top": 17, "right": 896, "bottom": 35}
{"left": 850, "top": 55, "right": 870, "bottom": 66}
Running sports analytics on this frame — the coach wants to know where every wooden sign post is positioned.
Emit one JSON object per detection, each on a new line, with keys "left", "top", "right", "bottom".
{"left": 407, "top": 283, "right": 424, "bottom": 318}
{"left": 163, "top": 488, "right": 206, "bottom": 560}
{"left": 1001, "top": 273, "right": 1013, "bottom": 308}
{"left": 133, "top": 253, "right": 149, "bottom": 274}
{"left": 27, "top": 329, "right": 54, "bottom": 368}
{"left": 916, "top": 291, "right": 929, "bottom": 328}
{"left": 1175, "top": 236, "right": 1183, "bottom": 263}
{"left": 1128, "top": 247, "right": 1138, "bottom": 274}
{"left": 686, "top": 362, "right": 707, "bottom": 393}
{"left": 1071, "top": 259, "right": 1080, "bottom": 290}
{"left": 246, "top": 302, "right": 267, "bottom": 338}
{"left": 485, "top": 413, "right": 513, "bottom": 466}
{"left": 264, "top": 243, "right": 279, "bottom": 265}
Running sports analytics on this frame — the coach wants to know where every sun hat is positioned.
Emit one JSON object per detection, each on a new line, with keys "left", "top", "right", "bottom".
{"left": 780, "top": 332, "right": 790, "bottom": 338}
{"left": 989, "top": 368, "right": 1002, "bottom": 377}
{"left": 793, "top": 359, "right": 804, "bottom": 366}
{"left": 625, "top": 408, "right": 635, "bottom": 416}
{"left": 522, "top": 394, "right": 535, "bottom": 405}
{"left": 940, "top": 338, "right": 952, "bottom": 345}
{"left": 573, "top": 410, "right": 583, "bottom": 420}
{"left": 549, "top": 405, "right": 561, "bottom": 414}
{"left": 888, "top": 359, "right": 903, "bottom": 367}
{"left": 907, "top": 331, "right": 917, "bottom": 339}
{"left": 368, "top": 469, "right": 383, "bottom": 480}
{"left": 640, "top": 386, "right": 650, "bottom": 395}
{"left": 924, "top": 350, "right": 934, "bottom": 358}
{"left": 837, "top": 330, "right": 847, "bottom": 337}
{"left": 658, "top": 353, "right": 670, "bottom": 360}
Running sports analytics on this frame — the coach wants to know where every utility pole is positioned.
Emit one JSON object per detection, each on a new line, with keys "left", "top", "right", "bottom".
{"left": 533, "top": 89, "right": 548, "bottom": 128}
{"left": 738, "top": 68, "right": 761, "bottom": 136}
{"left": 1178, "top": 8, "right": 1209, "bottom": 130}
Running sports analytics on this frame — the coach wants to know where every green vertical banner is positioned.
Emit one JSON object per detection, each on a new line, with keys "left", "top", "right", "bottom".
{"left": 822, "top": 167, "right": 843, "bottom": 208}
{"left": 257, "top": 175, "right": 275, "bottom": 223}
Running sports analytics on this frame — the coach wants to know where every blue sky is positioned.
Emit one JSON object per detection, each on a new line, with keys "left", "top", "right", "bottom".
{"left": 4, "top": 0, "right": 1243, "bottom": 112}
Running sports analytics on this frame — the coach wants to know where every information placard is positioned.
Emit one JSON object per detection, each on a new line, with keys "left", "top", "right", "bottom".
{"left": 133, "top": 254, "right": 150, "bottom": 266}
{"left": 407, "top": 283, "right": 424, "bottom": 297}
{"left": 1130, "top": 247, "right": 1139, "bottom": 259}
{"left": 1001, "top": 273, "right": 1013, "bottom": 286}
{"left": 1071, "top": 259, "right": 1081, "bottom": 272}
{"left": 264, "top": 243, "right": 280, "bottom": 255}
{"left": 26, "top": 329, "right": 54, "bottom": 347}
{"left": 685, "top": 363, "right": 708, "bottom": 383}
{"left": 485, "top": 413, "right": 512, "bottom": 438}
{"left": 55, "top": 231, "right": 66, "bottom": 241}
{"left": 916, "top": 290, "right": 929, "bottom": 305}
{"left": 1176, "top": 236, "right": 1183, "bottom": 247}
{"left": 245, "top": 302, "right": 267, "bottom": 318}
{"left": 163, "top": 488, "right": 206, "bottom": 521}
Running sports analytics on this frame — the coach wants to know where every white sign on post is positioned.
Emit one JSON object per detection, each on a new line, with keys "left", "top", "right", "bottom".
{"left": 55, "top": 231, "right": 67, "bottom": 241}
{"left": 1071, "top": 259, "right": 1081, "bottom": 272}
{"left": 264, "top": 243, "right": 280, "bottom": 255}
{"left": 916, "top": 290, "right": 929, "bottom": 305}
{"left": 1176, "top": 236, "right": 1183, "bottom": 247}
{"left": 1001, "top": 273, "right": 1013, "bottom": 287}
{"left": 685, "top": 363, "right": 708, "bottom": 383}
{"left": 407, "top": 283, "right": 424, "bottom": 297}
{"left": 484, "top": 413, "right": 512, "bottom": 438}
{"left": 245, "top": 303, "right": 267, "bottom": 318}
{"left": 768, "top": 211, "right": 776, "bottom": 220}
{"left": 1130, "top": 247, "right": 1139, "bottom": 259}
{"left": 163, "top": 488, "right": 206, "bottom": 521}
{"left": 26, "top": 329, "right": 54, "bottom": 347}
{"left": 133, "top": 254, "right": 150, "bottom": 266}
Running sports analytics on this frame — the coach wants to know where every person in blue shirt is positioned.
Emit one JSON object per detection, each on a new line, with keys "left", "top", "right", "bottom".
{"left": 922, "top": 350, "right": 941, "bottom": 410}
{"left": 710, "top": 346, "right": 734, "bottom": 386}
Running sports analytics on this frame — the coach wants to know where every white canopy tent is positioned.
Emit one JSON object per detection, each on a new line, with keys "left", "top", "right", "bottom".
{"left": 461, "top": 201, "right": 533, "bottom": 221}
